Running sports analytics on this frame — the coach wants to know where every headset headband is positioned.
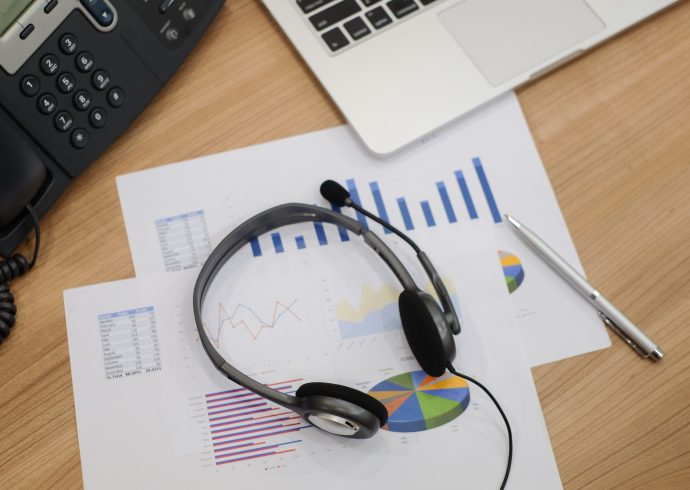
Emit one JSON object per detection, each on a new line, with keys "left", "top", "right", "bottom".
{"left": 192, "top": 203, "right": 420, "bottom": 412}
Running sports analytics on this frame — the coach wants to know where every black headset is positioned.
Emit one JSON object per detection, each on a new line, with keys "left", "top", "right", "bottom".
{"left": 193, "top": 187, "right": 461, "bottom": 439}
{"left": 192, "top": 181, "right": 512, "bottom": 488}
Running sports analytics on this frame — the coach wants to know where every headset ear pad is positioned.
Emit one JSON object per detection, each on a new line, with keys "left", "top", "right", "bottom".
{"left": 296, "top": 382, "right": 388, "bottom": 427}
{"left": 398, "top": 289, "right": 456, "bottom": 377}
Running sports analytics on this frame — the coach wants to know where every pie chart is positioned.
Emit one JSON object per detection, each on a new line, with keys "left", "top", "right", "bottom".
{"left": 368, "top": 370, "right": 470, "bottom": 432}
{"left": 499, "top": 250, "right": 525, "bottom": 294}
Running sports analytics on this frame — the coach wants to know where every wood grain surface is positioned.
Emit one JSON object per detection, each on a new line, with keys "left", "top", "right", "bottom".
{"left": 1, "top": 1, "right": 689, "bottom": 488}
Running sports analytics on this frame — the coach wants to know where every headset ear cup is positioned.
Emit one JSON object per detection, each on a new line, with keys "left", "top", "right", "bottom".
{"left": 296, "top": 382, "right": 388, "bottom": 426}
{"left": 399, "top": 289, "right": 456, "bottom": 377}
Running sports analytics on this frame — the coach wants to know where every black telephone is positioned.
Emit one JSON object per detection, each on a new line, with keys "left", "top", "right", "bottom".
{"left": 0, "top": 0, "right": 225, "bottom": 257}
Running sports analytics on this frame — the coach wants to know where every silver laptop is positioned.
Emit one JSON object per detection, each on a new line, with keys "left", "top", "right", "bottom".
{"left": 262, "top": 0, "right": 678, "bottom": 156}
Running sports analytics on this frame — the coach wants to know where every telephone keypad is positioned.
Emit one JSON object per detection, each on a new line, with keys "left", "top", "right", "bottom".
{"left": 18, "top": 30, "right": 125, "bottom": 150}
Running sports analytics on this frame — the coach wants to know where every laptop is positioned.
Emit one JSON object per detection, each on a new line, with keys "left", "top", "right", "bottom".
{"left": 261, "top": 0, "right": 678, "bottom": 156}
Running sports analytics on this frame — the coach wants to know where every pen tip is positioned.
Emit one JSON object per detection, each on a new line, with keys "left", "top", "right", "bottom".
{"left": 505, "top": 214, "right": 520, "bottom": 228}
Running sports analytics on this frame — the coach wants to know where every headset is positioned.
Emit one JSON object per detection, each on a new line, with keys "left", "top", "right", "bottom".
{"left": 193, "top": 181, "right": 512, "bottom": 487}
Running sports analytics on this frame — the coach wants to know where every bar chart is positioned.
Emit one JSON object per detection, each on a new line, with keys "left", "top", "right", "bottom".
{"left": 249, "top": 157, "right": 502, "bottom": 257}
{"left": 205, "top": 379, "right": 312, "bottom": 467}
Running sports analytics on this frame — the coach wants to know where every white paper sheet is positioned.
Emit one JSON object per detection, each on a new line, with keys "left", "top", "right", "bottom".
{"left": 64, "top": 229, "right": 561, "bottom": 489}
{"left": 117, "top": 93, "right": 609, "bottom": 366}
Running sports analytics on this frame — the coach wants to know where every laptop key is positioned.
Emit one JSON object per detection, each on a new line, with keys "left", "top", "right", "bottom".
{"left": 419, "top": 0, "right": 437, "bottom": 4}
{"left": 362, "top": 0, "right": 382, "bottom": 5}
{"left": 297, "top": 0, "right": 338, "bottom": 14}
{"left": 344, "top": 17, "right": 371, "bottom": 41}
{"left": 309, "top": 0, "right": 361, "bottom": 31}
{"left": 365, "top": 6, "right": 392, "bottom": 30}
{"left": 322, "top": 27, "right": 350, "bottom": 52}
{"left": 297, "top": 0, "right": 335, "bottom": 14}
{"left": 387, "top": 0, "right": 419, "bottom": 18}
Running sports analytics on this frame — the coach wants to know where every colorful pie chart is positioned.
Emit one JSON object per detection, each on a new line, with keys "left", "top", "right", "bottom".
{"left": 499, "top": 250, "right": 525, "bottom": 294}
{"left": 368, "top": 370, "right": 470, "bottom": 432}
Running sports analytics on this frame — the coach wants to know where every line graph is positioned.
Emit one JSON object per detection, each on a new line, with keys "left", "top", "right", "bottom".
{"left": 204, "top": 300, "right": 301, "bottom": 346}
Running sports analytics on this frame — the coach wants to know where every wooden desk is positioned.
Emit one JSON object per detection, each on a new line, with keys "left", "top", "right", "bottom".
{"left": 1, "top": 1, "right": 689, "bottom": 487}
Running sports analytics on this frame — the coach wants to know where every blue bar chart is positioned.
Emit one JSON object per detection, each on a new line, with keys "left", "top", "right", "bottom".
{"left": 249, "top": 157, "right": 502, "bottom": 257}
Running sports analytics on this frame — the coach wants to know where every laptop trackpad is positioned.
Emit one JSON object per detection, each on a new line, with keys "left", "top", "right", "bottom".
{"left": 439, "top": 0, "right": 605, "bottom": 86}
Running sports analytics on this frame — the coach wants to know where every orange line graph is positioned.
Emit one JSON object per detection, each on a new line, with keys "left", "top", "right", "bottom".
{"left": 204, "top": 300, "right": 301, "bottom": 345}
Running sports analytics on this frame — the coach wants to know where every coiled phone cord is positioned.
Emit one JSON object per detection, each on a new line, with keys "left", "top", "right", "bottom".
{"left": 0, "top": 205, "right": 41, "bottom": 343}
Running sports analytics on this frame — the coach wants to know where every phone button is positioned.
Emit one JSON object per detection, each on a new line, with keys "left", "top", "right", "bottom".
{"left": 44, "top": 0, "right": 58, "bottom": 13}
{"left": 60, "top": 34, "right": 78, "bottom": 55}
{"left": 20, "top": 76, "right": 41, "bottom": 97}
{"left": 54, "top": 112, "right": 74, "bottom": 133}
{"left": 19, "top": 24, "right": 34, "bottom": 40}
{"left": 80, "top": 0, "right": 115, "bottom": 27}
{"left": 38, "top": 94, "right": 57, "bottom": 115}
{"left": 107, "top": 87, "right": 125, "bottom": 108}
{"left": 57, "top": 72, "right": 76, "bottom": 94}
{"left": 96, "top": 7, "right": 114, "bottom": 26}
{"left": 92, "top": 70, "right": 111, "bottom": 91}
{"left": 182, "top": 8, "right": 196, "bottom": 21}
{"left": 159, "top": 0, "right": 175, "bottom": 14}
{"left": 40, "top": 54, "right": 60, "bottom": 76}
{"left": 73, "top": 90, "right": 93, "bottom": 111}
{"left": 71, "top": 128, "right": 90, "bottom": 149}
{"left": 75, "top": 51, "right": 95, "bottom": 73}
{"left": 90, "top": 108, "right": 108, "bottom": 129}
{"left": 165, "top": 28, "right": 180, "bottom": 42}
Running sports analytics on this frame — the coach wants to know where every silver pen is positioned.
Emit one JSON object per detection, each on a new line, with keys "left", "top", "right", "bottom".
{"left": 505, "top": 214, "right": 664, "bottom": 361}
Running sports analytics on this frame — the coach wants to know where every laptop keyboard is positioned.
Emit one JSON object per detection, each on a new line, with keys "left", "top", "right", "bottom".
{"left": 297, "top": 0, "right": 445, "bottom": 54}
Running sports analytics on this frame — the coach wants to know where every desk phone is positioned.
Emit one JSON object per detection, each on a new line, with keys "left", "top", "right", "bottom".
{"left": 0, "top": 0, "right": 224, "bottom": 257}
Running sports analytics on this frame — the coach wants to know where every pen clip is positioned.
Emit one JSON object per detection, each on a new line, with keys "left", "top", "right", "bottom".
{"left": 597, "top": 311, "right": 649, "bottom": 358}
